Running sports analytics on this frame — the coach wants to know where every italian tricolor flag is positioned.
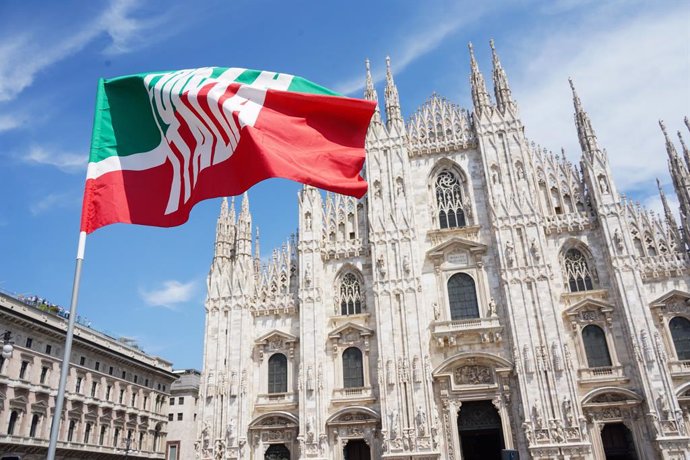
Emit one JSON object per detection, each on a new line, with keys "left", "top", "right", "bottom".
{"left": 80, "top": 67, "right": 375, "bottom": 233}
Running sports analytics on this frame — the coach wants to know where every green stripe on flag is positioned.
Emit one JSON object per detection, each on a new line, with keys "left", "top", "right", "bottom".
{"left": 288, "top": 76, "right": 341, "bottom": 96}
{"left": 89, "top": 75, "right": 163, "bottom": 163}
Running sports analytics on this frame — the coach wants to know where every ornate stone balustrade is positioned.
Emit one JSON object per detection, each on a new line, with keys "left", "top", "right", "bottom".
{"left": 668, "top": 359, "right": 690, "bottom": 377}
{"left": 577, "top": 365, "right": 628, "bottom": 384}
{"left": 432, "top": 316, "right": 502, "bottom": 347}
{"left": 255, "top": 391, "right": 298, "bottom": 408}
{"left": 332, "top": 386, "right": 375, "bottom": 404}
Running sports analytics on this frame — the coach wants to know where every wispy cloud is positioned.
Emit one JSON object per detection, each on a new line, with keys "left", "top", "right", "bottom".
{"left": 512, "top": 4, "right": 690, "bottom": 193}
{"left": 0, "top": 114, "right": 22, "bottom": 132}
{"left": 29, "top": 192, "right": 80, "bottom": 216}
{"left": 0, "top": 0, "right": 173, "bottom": 102}
{"left": 140, "top": 279, "right": 198, "bottom": 309}
{"left": 333, "top": 4, "right": 493, "bottom": 95}
{"left": 22, "top": 146, "right": 87, "bottom": 173}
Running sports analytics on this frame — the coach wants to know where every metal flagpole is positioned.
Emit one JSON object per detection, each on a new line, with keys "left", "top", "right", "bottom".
{"left": 47, "top": 230, "right": 87, "bottom": 460}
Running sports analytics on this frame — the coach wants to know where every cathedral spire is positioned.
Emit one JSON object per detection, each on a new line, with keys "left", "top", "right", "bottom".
{"left": 490, "top": 39, "right": 516, "bottom": 113}
{"left": 214, "top": 197, "right": 236, "bottom": 261}
{"left": 229, "top": 196, "right": 236, "bottom": 222}
{"left": 659, "top": 120, "right": 687, "bottom": 177}
{"left": 469, "top": 42, "right": 491, "bottom": 115}
{"left": 220, "top": 196, "right": 228, "bottom": 218}
{"left": 677, "top": 130, "right": 690, "bottom": 171}
{"left": 569, "top": 78, "right": 602, "bottom": 159}
{"left": 254, "top": 226, "right": 261, "bottom": 262}
{"left": 658, "top": 178, "right": 679, "bottom": 228}
{"left": 384, "top": 56, "right": 404, "bottom": 133}
{"left": 364, "top": 59, "right": 383, "bottom": 127}
{"left": 236, "top": 192, "right": 252, "bottom": 257}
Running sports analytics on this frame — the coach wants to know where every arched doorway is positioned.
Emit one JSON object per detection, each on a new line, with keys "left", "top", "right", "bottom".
{"left": 457, "top": 400, "right": 504, "bottom": 460}
{"left": 343, "top": 439, "right": 370, "bottom": 460}
{"left": 601, "top": 423, "right": 637, "bottom": 460}
{"left": 265, "top": 443, "right": 290, "bottom": 460}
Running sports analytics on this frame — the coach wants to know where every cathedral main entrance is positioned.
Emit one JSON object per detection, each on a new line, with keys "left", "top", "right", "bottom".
{"left": 343, "top": 439, "right": 371, "bottom": 460}
{"left": 601, "top": 423, "right": 638, "bottom": 459}
{"left": 265, "top": 443, "right": 290, "bottom": 460}
{"left": 457, "top": 400, "right": 504, "bottom": 460}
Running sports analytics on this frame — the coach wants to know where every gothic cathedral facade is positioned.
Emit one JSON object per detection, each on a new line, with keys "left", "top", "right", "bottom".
{"left": 196, "top": 42, "right": 690, "bottom": 460}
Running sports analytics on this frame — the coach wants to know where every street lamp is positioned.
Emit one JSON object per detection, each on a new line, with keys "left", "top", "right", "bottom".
{"left": 123, "top": 436, "right": 133, "bottom": 459}
{"left": 1, "top": 330, "right": 13, "bottom": 359}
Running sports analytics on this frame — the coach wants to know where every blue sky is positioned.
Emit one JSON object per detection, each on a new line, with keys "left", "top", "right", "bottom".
{"left": 0, "top": 0, "right": 688, "bottom": 370}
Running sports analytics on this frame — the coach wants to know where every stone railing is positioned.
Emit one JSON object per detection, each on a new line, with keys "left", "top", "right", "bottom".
{"left": 577, "top": 365, "right": 627, "bottom": 384}
{"left": 668, "top": 359, "right": 690, "bottom": 377}
{"left": 255, "top": 391, "right": 298, "bottom": 407}
{"left": 332, "top": 386, "right": 375, "bottom": 403}
{"left": 432, "top": 316, "right": 502, "bottom": 347}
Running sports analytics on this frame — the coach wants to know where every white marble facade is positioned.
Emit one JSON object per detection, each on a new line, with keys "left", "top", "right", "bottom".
{"left": 197, "top": 43, "right": 690, "bottom": 460}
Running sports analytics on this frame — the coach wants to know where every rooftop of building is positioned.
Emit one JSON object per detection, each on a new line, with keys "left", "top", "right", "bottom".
{"left": 0, "top": 287, "right": 174, "bottom": 372}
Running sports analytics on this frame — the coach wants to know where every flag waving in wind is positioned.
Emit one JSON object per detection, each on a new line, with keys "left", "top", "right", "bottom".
{"left": 80, "top": 67, "right": 375, "bottom": 233}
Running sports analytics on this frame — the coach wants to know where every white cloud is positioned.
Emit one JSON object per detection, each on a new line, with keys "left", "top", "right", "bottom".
{"left": 333, "top": 3, "right": 494, "bottom": 95}
{"left": 140, "top": 280, "right": 197, "bottom": 309}
{"left": 0, "top": 114, "right": 22, "bottom": 132}
{"left": 23, "top": 146, "right": 87, "bottom": 173}
{"left": 29, "top": 192, "right": 79, "bottom": 216}
{"left": 511, "top": 4, "right": 690, "bottom": 193}
{"left": 0, "top": 0, "right": 171, "bottom": 102}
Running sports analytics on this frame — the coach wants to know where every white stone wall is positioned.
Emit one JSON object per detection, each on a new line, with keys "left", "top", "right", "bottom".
{"left": 198, "top": 53, "right": 690, "bottom": 460}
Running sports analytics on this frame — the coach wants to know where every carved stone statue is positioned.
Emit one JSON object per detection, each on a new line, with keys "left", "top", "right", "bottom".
{"left": 487, "top": 297, "right": 497, "bottom": 317}
{"left": 305, "top": 263, "right": 312, "bottom": 288}
{"left": 432, "top": 302, "right": 440, "bottom": 320}
{"left": 226, "top": 419, "right": 236, "bottom": 445}
{"left": 505, "top": 240, "right": 515, "bottom": 267}
{"left": 416, "top": 407, "right": 427, "bottom": 436}
{"left": 530, "top": 239, "right": 541, "bottom": 262}
{"left": 306, "top": 366, "right": 314, "bottom": 391}
{"left": 403, "top": 255, "right": 411, "bottom": 275}
{"left": 306, "top": 415, "right": 315, "bottom": 443}
{"left": 214, "top": 439, "right": 225, "bottom": 460}
{"left": 389, "top": 409, "right": 400, "bottom": 439}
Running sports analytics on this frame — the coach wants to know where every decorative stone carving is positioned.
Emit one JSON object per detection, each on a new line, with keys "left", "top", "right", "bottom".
{"left": 453, "top": 365, "right": 493, "bottom": 385}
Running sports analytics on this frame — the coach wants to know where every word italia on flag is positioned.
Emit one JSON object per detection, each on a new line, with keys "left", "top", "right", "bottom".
{"left": 80, "top": 67, "right": 376, "bottom": 233}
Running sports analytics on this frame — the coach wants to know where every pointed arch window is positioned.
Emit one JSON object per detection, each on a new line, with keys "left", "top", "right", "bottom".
{"left": 447, "top": 273, "right": 479, "bottom": 320}
{"left": 670, "top": 316, "right": 690, "bottom": 361}
{"left": 563, "top": 249, "right": 594, "bottom": 292}
{"left": 267, "top": 353, "right": 288, "bottom": 394}
{"left": 339, "top": 272, "right": 364, "bottom": 315}
{"left": 342, "top": 347, "right": 364, "bottom": 388}
{"left": 435, "top": 170, "right": 466, "bottom": 229}
{"left": 582, "top": 325, "right": 612, "bottom": 368}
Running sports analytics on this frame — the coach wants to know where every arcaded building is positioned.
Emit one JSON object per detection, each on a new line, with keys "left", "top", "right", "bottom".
{"left": 196, "top": 42, "right": 690, "bottom": 459}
